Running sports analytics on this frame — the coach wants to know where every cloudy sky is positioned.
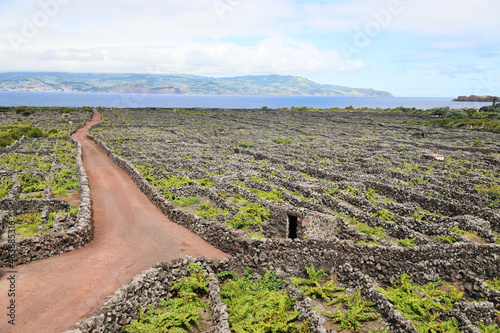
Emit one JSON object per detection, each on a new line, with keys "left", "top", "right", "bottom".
{"left": 1, "top": 0, "right": 499, "bottom": 97}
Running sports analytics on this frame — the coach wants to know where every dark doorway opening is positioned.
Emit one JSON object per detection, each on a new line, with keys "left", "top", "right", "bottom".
{"left": 288, "top": 215, "right": 298, "bottom": 239}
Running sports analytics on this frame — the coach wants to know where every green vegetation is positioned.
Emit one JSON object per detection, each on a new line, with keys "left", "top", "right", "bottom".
{"left": 390, "top": 162, "right": 420, "bottom": 175}
{"left": 485, "top": 278, "right": 500, "bottom": 291}
{"left": 19, "top": 173, "right": 47, "bottom": 194}
{"left": 427, "top": 109, "right": 500, "bottom": 132}
{"left": 475, "top": 183, "right": 500, "bottom": 207}
{"left": 291, "top": 266, "right": 381, "bottom": 331}
{"left": 371, "top": 209, "right": 395, "bottom": 223}
{"left": 124, "top": 263, "right": 210, "bottom": 333}
{"left": 13, "top": 212, "right": 42, "bottom": 238}
{"left": 301, "top": 173, "right": 316, "bottom": 180}
{"left": 197, "top": 177, "right": 214, "bottom": 188}
{"left": 343, "top": 185, "right": 359, "bottom": 196}
{"left": 0, "top": 176, "right": 14, "bottom": 199}
{"left": 44, "top": 205, "right": 78, "bottom": 232}
{"left": 378, "top": 274, "right": 463, "bottom": 333}
{"left": 450, "top": 226, "right": 478, "bottom": 239}
{"left": 218, "top": 268, "right": 310, "bottom": 332}
{"left": 323, "top": 286, "right": 380, "bottom": 331}
{"left": 364, "top": 188, "right": 379, "bottom": 203}
{"left": 0, "top": 154, "right": 33, "bottom": 171}
{"left": 195, "top": 201, "right": 227, "bottom": 219}
{"left": 249, "top": 176, "right": 268, "bottom": 182}
{"left": 327, "top": 186, "right": 360, "bottom": 197}
{"left": 238, "top": 141, "right": 254, "bottom": 148}
{"left": 291, "top": 265, "right": 344, "bottom": 301}
{"left": 226, "top": 193, "right": 247, "bottom": 205}
{"left": 175, "top": 197, "right": 201, "bottom": 207}
{"left": 478, "top": 323, "right": 500, "bottom": 333}
{"left": 232, "top": 181, "right": 283, "bottom": 201}
{"left": 152, "top": 174, "right": 193, "bottom": 191}
{"left": 273, "top": 137, "right": 292, "bottom": 145}
{"left": 398, "top": 238, "right": 417, "bottom": 247}
{"left": 225, "top": 202, "right": 270, "bottom": 231}
{"left": 357, "top": 223, "right": 387, "bottom": 239}
{"left": 0, "top": 124, "right": 68, "bottom": 148}
{"left": 327, "top": 188, "right": 338, "bottom": 196}
{"left": 436, "top": 235, "right": 458, "bottom": 244}
{"left": 0, "top": 72, "right": 393, "bottom": 97}
{"left": 52, "top": 169, "right": 79, "bottom": 195}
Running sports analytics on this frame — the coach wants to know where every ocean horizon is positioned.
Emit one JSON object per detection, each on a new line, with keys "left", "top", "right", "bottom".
{"left": 0, "top": 91, "right": 492, "bottom": 110}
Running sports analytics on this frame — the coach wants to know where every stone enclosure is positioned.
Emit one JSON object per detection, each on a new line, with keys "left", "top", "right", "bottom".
{"left": 0, "top": 107, "right": 93, "bottom": 267}
{"left": 2, "top": 106, "right": 500, "bottom": 332}
{"left": 73, "top": 107, "right": 500, "bottom": 332}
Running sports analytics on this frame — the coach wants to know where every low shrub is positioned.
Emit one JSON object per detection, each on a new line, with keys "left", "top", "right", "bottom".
{"left": 238, "top": 141, "right": 254, "bottom": 148}
{"left": 273, "top": 137, "right": 292, "bottom": 144}
{"left": 378, "top": 274, "right": 462, "bottom": 333}
{"left": 124, "top": 263, "right": 210, "bottom": 333}
{"left": 218, "top": 268, "right": 310, "bottom": 332}
{"left": 398, "top": 238, "right": 417, "bottom": 247}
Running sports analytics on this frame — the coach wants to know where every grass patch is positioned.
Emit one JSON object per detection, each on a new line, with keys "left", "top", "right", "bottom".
{"left": 218, "top": 268, "right": 310, "bottom": 332}
{"left": 478, "top": 323, "right": 500, "bottom": 333}
{"left": 0, "top": 176, "right": 14, "bottom": 199}
{"left": 451, "top": 226, "right": 478, "bottom": 239}
{"left": 323, "top": 286, "right": 380, "bottom": 331}
{"left": 225, "top": 202, "right": 270, "bottom": 231}
{"left": 378, "top": 274, "right": 462, "bottom": 333}
{"left": 436, "top": 235, "right": 457, "bottom": 244}
{"left": 197, "top": 177, "right": 214, "bottom": 188}
{"left": 485, "top": 278, "right": 500, "bottom": 291}
{"left": 13, "top": 212, "right": 42, "bottom": 238}
{"left": 364, "top": 188, "right": 378, "bottom": 203}
{"left": 238, "top": 141, "right": 254, "bottom": 148}
{"left": 290, "top": 266, "right": 380, "bottom": 331}
{"left": 51, "top": 169, "right": 78, "bottom": 195}
{"left": 19, "top": 173, "right": 47, "bottom": 194}
{"left": 273, "top": 137, "right": 292, "bottom": 144}
{"left": 371, "top": 209, "right": 395, "bottom": 223}
{"left": 176, "top": 197, "right": 201, "bottom": 207}
{"left": 151, "top": 174, "right": 193, "bottom": 190}
{"left": 249, "top": 176, "right": 268, "bottom": 182}
{"left": 195, "top": 201, "right": 227, "bottom": 219}
{"left": 232, "top": 181, "right": 283, "bottom": 201}
{"left": 124, "top": 263, "right": 210, "bottom": 333}
{"left": 357, "top": 223, "right": 386, "bottom": 239}
{"left": 398, "top": 238, "right": 417, "bottom": 247}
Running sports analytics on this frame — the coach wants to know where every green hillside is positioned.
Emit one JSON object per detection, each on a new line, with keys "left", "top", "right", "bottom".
{"left": 0, "top": 72, "right": 393, "bottom": 97}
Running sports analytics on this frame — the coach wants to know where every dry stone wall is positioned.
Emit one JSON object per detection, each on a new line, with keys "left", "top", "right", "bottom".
{"left": 0, "top": 111, "right": 93, "bottom": 267}
{"left": 72, "top": 108, "right": 500, "bottom": 332}
{"left": 89, "top": 128, "right": 500, "bottom": 282}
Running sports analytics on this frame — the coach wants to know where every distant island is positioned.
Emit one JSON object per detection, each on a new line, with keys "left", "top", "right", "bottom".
{"left": 453, "top": 95, "right": 497, "bottom": 102}
{"left": 0, "top": 72, "right": 393, "bottom": 97}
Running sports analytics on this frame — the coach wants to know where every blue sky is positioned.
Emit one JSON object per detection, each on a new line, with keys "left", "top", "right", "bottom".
{"left": 1, "top": 0, "right": 499, "bottom": 97}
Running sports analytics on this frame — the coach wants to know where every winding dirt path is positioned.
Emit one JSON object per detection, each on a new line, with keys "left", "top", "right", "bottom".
{"left": 0, "top": 110, "right": 227, "bottom": 333}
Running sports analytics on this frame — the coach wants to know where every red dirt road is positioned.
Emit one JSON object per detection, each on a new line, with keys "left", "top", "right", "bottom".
{"left": 0, "top": 110, "right": 227, "bottom": 333}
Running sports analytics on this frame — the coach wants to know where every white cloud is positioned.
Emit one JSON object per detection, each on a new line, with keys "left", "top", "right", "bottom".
{"left": 1, "top": 0, "right": 498, "bottom": 98}
{"left": 298, "top": 0, "right": 500, "bottom": 38}
{"left": 390, "top": 0, "right": 500, "bottom": 37}
{"left": 0, "top": 36, "right": 362, "bottom": 75}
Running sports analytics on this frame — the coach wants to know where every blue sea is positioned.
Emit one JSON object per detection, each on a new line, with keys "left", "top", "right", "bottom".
{"left": 0, "top": 91, "right": 492, "bottom": 109}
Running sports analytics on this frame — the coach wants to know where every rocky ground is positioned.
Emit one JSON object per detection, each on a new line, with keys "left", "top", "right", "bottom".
{"left": 72, "top": 107, "right": 500, "bottom": 333}
{"left": 0, "top": 107, "right": 93, "bottom": 266}
{"left": 2, "top": 106, "right": 499, "bottom": 332}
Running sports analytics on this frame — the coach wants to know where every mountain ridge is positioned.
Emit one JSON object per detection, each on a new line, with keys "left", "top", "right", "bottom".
{"left": 0, "top": 72, "right": 393, "bottom": 97}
